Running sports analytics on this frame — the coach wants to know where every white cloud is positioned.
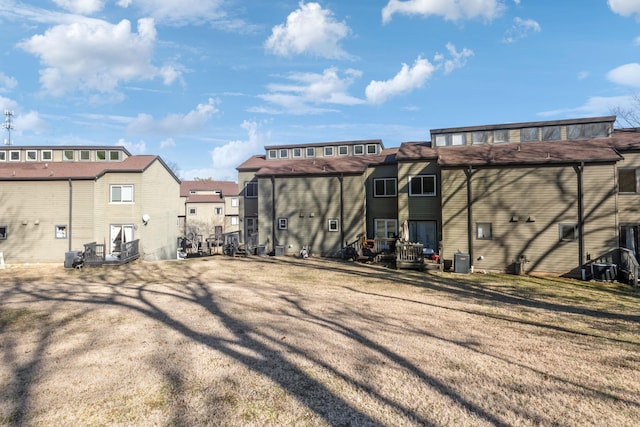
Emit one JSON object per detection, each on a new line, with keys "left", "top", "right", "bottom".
{"left": 437, "top": 43, "right": 474, "bottom": 74}
{"left": 538, "top": 95, "right": 633, "bottom": 118}
{"left": 608, "top": 0, "right": 640, "bottom": 19}
{"left": 0, "top": 72, "right": 18, "bottom": 93}
{"left": 117, "top": 0, "right": 230, "bottom": 26}
{"left": 256, "top": 67, "right": 364, "bottom": 114}
{"left": 160, "top": 137, "right": 176, "bottom": 149}
{"left": 382, "top": 0, "right": 506, "bottom": 24}
{"left": 265, "top": 2, "right": 352, "bottom": 59}
{"left": 18, "top": 18, "right": 181, "bottom": 96}
{"left": 0, "top": 96, "right": 19, "bottom": 113}
{"left": 181, "top": 120, "right": 266, "bottom": 181}
{"left": 128, "top": 98, "right": 220, "bottom": 134}
{"left": 365, "top": 57, "right": 435, "bottom": 104}
{"left": 15, "top": 110, "right": 48, "bottom": 134}
{"left": 607, "top": 63, "right": 640, "bottom": 87}
{"left": 52, "top": 0, "right": 105, "bottom": 14}
{"left": 503, "top": 17, "right": 541, "bottom": 43}
{"left": 116, "top": 138, "right": 147, "bottom": 154}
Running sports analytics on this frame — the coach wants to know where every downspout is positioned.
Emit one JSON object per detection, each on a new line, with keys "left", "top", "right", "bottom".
{"left": 68, "top": 178, "right": 72, "bottom": 252}
{"left": 575, "top": 162, "right": 585, "bottom": 268}
{"left": 464, "top": 166, "right": 474, "bottom": 269}
{"left": 271, "top": 176, "right": 276, "bottom": 252}
{"left": 339, "top": 174, "right": 345, "bottom": 247}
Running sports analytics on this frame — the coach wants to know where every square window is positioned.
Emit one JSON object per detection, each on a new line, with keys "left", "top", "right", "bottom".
{"left": 215, "top": 207, "right": 223, "bottom": 215}
{"left": 520, "top": 127, "right": 539, "bottom": 142}
{"left": 293, "top": 148, "right": 302, "bottom": 158}
{"left": 409, "top": 175, "right": 436, "bottom": 197}
{"left": 110, "top": 184, "right": 134, "bottom": 203}
{"left": 306, "top": 147, "right": 315, "bottom": 157}
{"left": 0, "top": 151, "right": 5, "bottom": 161}
{"left": 97, "top": 150, "right": 106, "bottom": 160}
{"left": 559, "top": 224, "right": 578, "bottom": 242}
{"left": 472, "top": 131, "right": 488, "bottom": 145}
{"left": 435, "top": 135, "right": 447, "bottom": 147}
{"left": 231, "top": 216, "right": 239, "bottom": 225}
{"left": 279, "top": 149, "right": 288, "bottom": 158}
{"left": 451, "top": 134, "right": 465, "bottom": 146}
{"left": 328, "top": 218, "right": 339, "bottom": 232}
{"left": 109, "top": 151, "right": 120, "bottom": 161}
{"left": 10, "top": 151, "right": 20, "bottom": 161}
{"left": 268, "top": 149, "right": 277, "bottom": 159}
{"left": 188, "top": 207, "right": 197, "bottom": 215}
{"left": 374, "top": 178, "right": 397, "bottom": 197}
{"left": 80, "top": 150, "right": 90, "bottom": 161}
{"left": 354, "top": 145, "right": 364, "bottom": 155}
{"left": 619, "top": 169, "right": 638, "bottom": 193}
{"left": 26, "top": 150, "right": 37, "bottom": 161}
{"left": 338, "top": 146, "right": 348, "bottom": 156}
{"left": 476, "top": 222, "right": 492, "bottom": 240}
{"left": 278, "top": 217, "right": 288, "bottom": 230}
{"left": 367, "top": 144, "right": 378, "bottom": 154}
{"left": 0, "top": 225, "right": 7, "bottom": 240}
{"left": 63, "top": 150, "right": 74, "bottom": 161}
{"left": 55, "top": 225, "right": 67, "bottom": 239}
{"left": 41, "top": 150, "right": 53, "bottom": 161}
{"left": 324, "top": 146, "right": 334, "bottom": 156}
{"left": 245, "top": 181, "right": 258, "bottom": 198}
{"left": 541, "top": 126, "right": 561, "bottom": 141}
{"left": 231, "top": 198, "right": 239, "bottom": 207}
{"left": 493, "top": 129, "right": 509, "bottom": 143}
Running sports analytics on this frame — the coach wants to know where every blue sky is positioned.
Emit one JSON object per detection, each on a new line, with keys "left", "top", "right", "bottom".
{"left": 1, "top": 0, "right": 640, "bottom": 181}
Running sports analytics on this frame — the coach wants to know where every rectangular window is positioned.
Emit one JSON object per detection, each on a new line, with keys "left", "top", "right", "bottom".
{"left": 293, "top": 148, "right": 302, "bottom": 158}
{"left": 97, "top": 150, "right": 106, "bottom": 160}
{"left": 188, "top": 207, "right": 197, "bottom": 215}
{"left": 231, "top": 216, "right": 239, "bottom": 225}
{"left": 109, "top": 151, "right": 120, "bottom": 161}
{"left": 26, "top": 150, "right": 37, "bottom": 161}
{"left": 435, "top": 135, "right": 447, "bottom": 147}
{"left": 63, "top": 150, "right": 74, "bottom": 161}
{"left": 541, "top": 126, "right": 561, "bottom": 141}
{"left": 278, "top": 218, "right": 288, "bottom": 230}
{"left": 10, "top": 151, "right": 20, "bottom": 161}
{"left": 472, "top": 131, "right": 488, "bottom": 145}
{"left": 268, "top": 149, "right": 277, "bottom": 159}
{"left": 306, "top": 147, "right": 315, "bottom": 157}
{"left": 619, "top": 169, "right": 638, "bottom": 193}
{"left": 328, "top": 218, "right": 339, "bottom": 232}
{"left": 451, "top": 134, "right": 464, "bottom": 146}
{"left": 215, "top": 207, "right": 223, "bottom": 215}
{"left": 245, "top": 181, "right": 258, "bottom": 198}
{"left": 374, "top": 178, "right": 397, "bottom": 197}
{"left": 0, "top": 151, "right": 5, "bottom": 161}
{"left": 338, "top": 146, "right": 348, "bottom": 156}
{"left": 520, "top": 127, "right": 539, "bottom": 142}
{"left": 80, "top": 150, "right": 90, "bottom": 161}
{"left": 493, "top": 129, "right": 509, "bottom": 143}
{"left": 0, "top": 225, "right": 7, "bottom": 240}
{"left": 568, "top": 123, "right": 610, "bottom": 139}
{"left": 41, "top": 150, "right": 53, "bottom": 161}
{"left": 231, "top": 197, "right": 239, "bottom": 207}
{"left": 409, "top": 175, "right": 436, "bottom": 197}
{"left": 367, "top": 144, "right": 378, "bottom": 154}
{"left": 435, "top": 133, "right": 465, "bottom": 146}
{"left": 559, "top": 224, "right": 578, "bottom": 242}
{"left": 324, "top": 146, "right": 334, "bottom": 156}
{"left": 375, "top": 219, "right": 398, "bottom": 240}
{"left": 110, "top": 184, "right": 134, "bottom": 203}
{"left": 279, "top": 149, "right": 288, "bottom": 158}
{"left": 55, "top": 225, "right": 67, "bottom": 239}
{"left": 476, "top": 222, "right": 492, "bottom": 240}
{"left": 354, "top": 145, "right": 364, "bottom": 155}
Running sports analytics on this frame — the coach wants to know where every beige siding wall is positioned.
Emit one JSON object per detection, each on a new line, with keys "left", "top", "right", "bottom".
{"left": 397, "top": 160, "right": 441, "bottom": 224}
{"left": 185, "top": 201, "right": 226, "bottom": 236}
{"left": 617, "top": 151, "right": 640, "bottom": 224}
{"left": 441, "top": 164, "right": 617, "bottom": 274}
{"left": 259, "top": 174, "right": 365, "bottom": 256}
{"left": 0, "top": 179, "right": 95, "bottom": 264}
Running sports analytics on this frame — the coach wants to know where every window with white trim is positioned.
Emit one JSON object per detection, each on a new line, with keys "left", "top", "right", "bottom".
{"left": 520, "top": 127, "right": 539, "bottom": 142}
{"left": 55, "top": 225, "right": 67, "bottom": 239}
{"left": 559, "top": 224, "right": 578, "bottom": 242}
{"left": 493, "top": 129, "right": 509, "bottom": 143}
{"left": 41, "top": 150, "right": 53, "bottom": 161}
{"left": 279, "top": 149, "right": 289, "bottom": 158}
{"left": 0, "top": 225, "right": 7, "bottom": 240}
{"left": 324, "top": 146, "right": 334, "bottom": 156}
{"left": 231, "top": 197, "right": 239, "bottom": 207}
{"left": 110, "top": 184, "right": 134, "bottom": 203}
{"left": 97, "top": 150, "right": 106, "bottom": 160}
{"left": 0, "top": 151, "right": 5, "bottom": 161}
{"left": 472, "top": 131, "right": 488, "bottom": 145}
{"left": 268, "top": 149, "right": 277, "bottom": 159}
{"left": 367, "top": 144, "right": 377, "bottom": 154}
{"left": 476, "top": 222, "right": 492, "bottom": 240}
{"left": 354, "top": 145, "right": 364, "bottom": 155}
{"left": 374, "top": 178, "right": 397, "bottom": 197}
{"left": 188, "top": 207, "right": 197, "bottom": 215}
{"left": 434, "top": 133, "right": 465, "bottom": 147}
{"left": 109, "top": 151, "right": 120, "bottom": 161}
{"left": 278, "top": 217, "right": 288, "bottom": 230}
{"left": 231, "top": 216, "right": 239, "bottom": 225}
{"left": 328, "top": 218, "right": 339, "bottom": 232}
{"left": 306, "top": 147, "right": 315, "bottom": 157}
{"left": 409, "top": 175, "right": 436, "bottom": 196}
{"left": 293, "top": 148, "right": 302, "bottom": 158}
{"left": 338, "top": 146, "right": 348, "bottom": 156}
{"left": 215, "top": 207, "right": 223, "bottom": 215}
{"left": 80, "top": 150, "right": 90, "bottom": 161}
{"left": 10, "top": 151, "right": 20, "bottom": 161}
{"left": 26, "top": 150, "right": 37, "bottom": 161}
{"left": 63, "top": 150, "right": 74, "bottom": 161}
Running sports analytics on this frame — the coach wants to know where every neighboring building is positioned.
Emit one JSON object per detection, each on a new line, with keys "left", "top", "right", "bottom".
{"left": 237, "top": 116, "right": 640, "bottom": 276}
{"left": 179, "top": 180, "right": 239, "bottom": 240}
{"left": 0, "top": 146, "right": 181, "bottom": 264}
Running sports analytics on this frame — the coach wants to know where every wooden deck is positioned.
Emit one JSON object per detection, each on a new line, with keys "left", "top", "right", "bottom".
{"left": 82, "top": 240, "right": 140, "bottom": 266}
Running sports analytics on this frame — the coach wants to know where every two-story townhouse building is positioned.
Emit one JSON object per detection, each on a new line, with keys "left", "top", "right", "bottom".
{"left": 0, "top": 146, "right": 181, "bottom": 265}
{"left": 179, "top": 180, "right": 239, "bottom": 240}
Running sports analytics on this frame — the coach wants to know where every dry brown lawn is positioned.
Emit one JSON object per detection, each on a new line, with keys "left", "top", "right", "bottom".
{"left": 1, "top": 255, "right": 639, "bottom": 426}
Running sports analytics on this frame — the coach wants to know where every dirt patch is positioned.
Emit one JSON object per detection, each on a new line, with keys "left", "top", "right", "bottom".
{"left": 1, "top": 256, "right": 639, "bottom": 426}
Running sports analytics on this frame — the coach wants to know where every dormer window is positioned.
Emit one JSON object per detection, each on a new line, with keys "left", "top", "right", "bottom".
{"left": 268, "top": 149, "right": 277, "bottom": 159}
{"left": 324, "top": 146, "right": 334, "bottom": 156}
{"left": 367, "top": 144, "right": 378, "bottom": 154}
{"left": 279, "top": 149, "right": 289, "bottom": 158}
{"left": 338, "top": 146, "right": 348, "bottom": 156}
{"left": 306, "top": 147, "right": 315, "bottom": 157}
{"left": 354, "top": 145, "right": 364, "bottom": 155}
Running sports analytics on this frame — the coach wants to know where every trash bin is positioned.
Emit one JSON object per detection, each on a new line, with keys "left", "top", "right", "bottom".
{"left": 256, "top": 245, "right": 266, "bottom": 256}
{"left": 514, "top": 254, "right": 527, "bottom": 275}
{"left": 454, "top": 253, "right": 470, "bottom": 273}
{"left": 275, "top": 245, "right": 285, "bottom": 256}
{"left": 64, "top": 251, "right": 78, "bottom": 268}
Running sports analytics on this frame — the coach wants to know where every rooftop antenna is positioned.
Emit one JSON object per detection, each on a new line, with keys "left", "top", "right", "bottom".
{"left": 3, "top": 110, "right": 14, "bottom": 146}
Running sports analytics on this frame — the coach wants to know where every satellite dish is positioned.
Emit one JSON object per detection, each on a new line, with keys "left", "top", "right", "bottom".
{"left": 142, "top": 214, "right": 150, "bottom": 224}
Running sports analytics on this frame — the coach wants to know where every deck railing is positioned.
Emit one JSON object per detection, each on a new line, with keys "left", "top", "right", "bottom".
{"left": 83, "top": 239, "right": 140, "bottom": 266}
{"left": 396, "top": 242, "right": 425, "bottom": 270}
